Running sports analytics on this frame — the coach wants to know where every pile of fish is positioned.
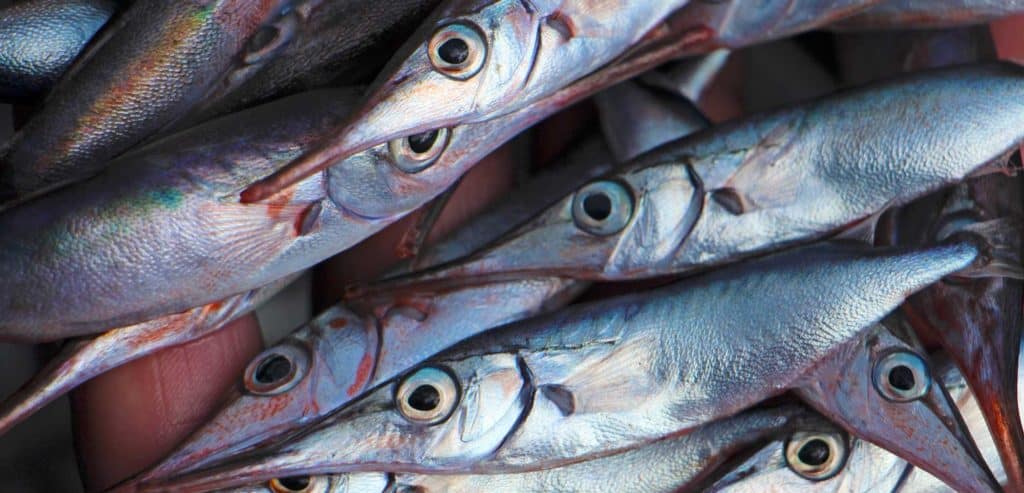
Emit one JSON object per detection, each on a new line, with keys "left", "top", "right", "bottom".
{"left": 4, "top": 1, "right": 1024, "bottom": 492}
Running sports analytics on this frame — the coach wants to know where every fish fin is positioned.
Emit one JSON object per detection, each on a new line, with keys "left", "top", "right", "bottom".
{"left": 200, "top": 200, "right": 320, "bottom": 269}
{"left": 719, "top": 118, "right": 804, "bottom": 211}
{"left": 946, "top": 216, "right": 1024, "bottom": 279}
{"left": 559, "top": 334, "right": 661, "bottom": 413}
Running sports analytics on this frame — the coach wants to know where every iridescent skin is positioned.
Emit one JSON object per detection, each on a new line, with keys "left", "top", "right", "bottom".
{"left": 241, "top": 0, "right": 888, "bottom": 200}
{"left": 186, "top": 0, "right": 442, "bottom": 122}
{"left": 0, "top": 26, "right": 702, "bottom": 343}
{"left": 0, "top": 0, "right": 293, "bottom": 202}
{"left": 0, "top": 0, "right": 444, "bottom": 124}
{"left": 0, "top": 0, "right": 114, "bottom": 103}
{"left": 223, "top": 405, "right": 830, "bottom": 493}
{"left": 146, "top": 243, "right": 995, "bottom": 493}
{"left": 0, "top": 275, "right": 295, "bottom": 437}
{"left": 142, "top": 85, "right": 710, "bottom": 480}
{"left": 366, "top": 63, "right": 1024, "bottom": 291}
{"left": 836, "top": 1, "right": 1024, "bottom": 30}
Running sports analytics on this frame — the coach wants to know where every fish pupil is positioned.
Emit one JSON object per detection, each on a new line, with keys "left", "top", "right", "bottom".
{"left": 439, "top": 38, "right": 470, "bottom": 65}
{"left": 277, "top": 476, "right": 310, "bottom": 491}
{"left": 798, "top": 439, "right": 830, "bottom": 466}
{"left": 408, "top": 130, "right": 439, "bottom": 154}
{"left": 583, "top": 193, "right": 613, "bottom": 221}
{"left": 255, "top": 355, "right": 292, "bottom": 384}
{"left": 888, "top": 365, "right": 915, "bottom": 391}
{"left": 408, "top": 385, "right": 441, "bottom": 411}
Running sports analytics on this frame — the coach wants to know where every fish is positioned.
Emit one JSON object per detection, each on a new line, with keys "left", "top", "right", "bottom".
{"left": 0, "top": 19, "right": 707, "bottom": 343}
{"left": 879, "top": 177, "right": 1024, "bottom": 491}
{"left": 238, "top": 0, "right": 697, "bottom": 201}
{"left": 711, "top": 343, "right": 1024, "bottom": 492}
{"left": 835, "top": 1, "right": 1024, "bottom": 30}
{"left": 0, "top": 0, "right": 115, "bottom": 103}
{"left": 140, "top": 84, "right": 711, "bottom": 479}
{"left": 240, "top": 0, "right": 888, "bottom": 201}
{"left": 219, "top": 405, "right": 837, "bottom": 493}
{"left": 140, "top": 242, "right": 995, "bottom": 492}
{"left": 0, "top": 275, "right": 295, "bottom": 437}
{"left": 183, "top": 0, "right": 442, "bottom": 122}
{"left": 0, "top": 1, "right": 447, "bottom": 122}
{"left": 357, "top": 63, "right": 1024, "bottom": 292}
{"left": 0, "top": 0, "right": 295, "bottom": 202}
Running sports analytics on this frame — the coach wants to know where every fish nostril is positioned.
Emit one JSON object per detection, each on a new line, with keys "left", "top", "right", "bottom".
{"left": 583, "top": 193, "right": 612, "bottom": 221}
{"left": 438, "top": 38, "right": 470, "bottom": 65}
{"left": 408, "top": 130, "right": 439, "bottom": 154}
{"left": 797, "top": 439, "right": 830, "bottom": 466}
{"left": 408, "top": 385, "right": 441, "bottom": 411}
{"left": 888, "top": 365, "right": 915, "bottom": 391}
{"left": 255, "top": 355, "right": 293, "bottom": 384}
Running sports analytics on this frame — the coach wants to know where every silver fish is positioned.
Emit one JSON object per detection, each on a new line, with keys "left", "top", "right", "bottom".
{"left": 143, "top": 243, "right": 994, "bottom": 492}
{"left": 711, "top": 344, "right": 1024, "bottom": 492}
{"left": 222, "top": 405, "right": 836, "bottom": 493}
{"left": 239, "top": 0, "right": 697, "bottom": 201}
{"left": 0, "top": 275, "right": 296, "bottom": 437}
{"left": 0, "top": 0, "right": 114, "bottom": 103}
{"left": 0, "top": 0, "right": 297, "bottom": 201}
{"left": 0, "top": 20, "right": 694, "bottom": 343}
{"left": 141, "top": 84, "right": 710, "bottom": 479}
{"left": 362, "top": 63, "right": 1024, "bottom": 292}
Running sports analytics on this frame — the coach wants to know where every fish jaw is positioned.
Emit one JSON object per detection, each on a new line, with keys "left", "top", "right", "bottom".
{"left": 796, "top": 326, "right": 999, "bottom": 493}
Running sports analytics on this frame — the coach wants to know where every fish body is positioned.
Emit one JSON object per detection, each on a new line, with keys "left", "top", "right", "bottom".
{"left": 0, "top": 275, "right": 294, "bottom": 436}
{"left": 372, "top": 63, "right": 1024, "bottom": 288}
{"left": 144, "top": 82, "right": 710, "bottom": 478}
{"left": 0, "top": 0, "right": 114, "bottom": 103}
{"left": 190, "top": 0, "right": 442, "bottom": 121}
{"left": 0, "top": 89, "right": 362, "bottom": 341}
{"left": 150, "top": 243, "right": 993, "bottom": 492}
{"left": 0, "top": 21, "right": 697, "bottom": 343}
{"left": 222, "top": 405, "right": 830, "bottom": 493}
{"left": 0, "top": 0, "right": 293, "bottom": 200}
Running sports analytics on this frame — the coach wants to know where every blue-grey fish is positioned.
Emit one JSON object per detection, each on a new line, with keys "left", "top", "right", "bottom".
{"left": 139, "top": 83, "right": 710, "bottom": 479}
{"left": 219, "top": 405, "right": 835, "bottom": 493}
{"left": 0, "top": 19, "right": 688, "bottom": 343}
{"left": 361, "top": 63, "right": 1024, "bottom": 292}
{"left": 141, "top": 243, "right": 995, "bottom": 493}
{"left": 0, "top": 0, "right": 114, "bottom": 103}
{"left": 0, "top": 0, "right": 295, "bottom": 201}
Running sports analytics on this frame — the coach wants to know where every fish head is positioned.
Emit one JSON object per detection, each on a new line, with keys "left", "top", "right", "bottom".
{"left": 796, "top": 324, "right": 998, "bottom": 493}
{"left": 308, "top": 0, "right": 539, "bottom": 168}
{"left": 709, "top": 423, "right": 910, "bottom": 493}
{"left": 149, "top": 352, "right": 532, "bottom": 490}
{"left": 140, "top": 306, "right": 377, "bottom": 479}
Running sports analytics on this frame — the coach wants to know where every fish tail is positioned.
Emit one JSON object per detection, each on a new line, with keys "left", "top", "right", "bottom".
{"left": 944, "top": 216, "right": 1024, "bottom": 279}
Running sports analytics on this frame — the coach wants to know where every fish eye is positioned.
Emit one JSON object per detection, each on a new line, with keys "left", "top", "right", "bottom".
{"left": 785, "top": 432, "right": 847, "bottom": 481}
{"left": 872, "top": 350, "right": 931, "bottom": 402}
{"left": 572, "top": 180, "right": 634, "bottom": 236}
{"left": 389, "top": 128, "right": 450, "bottom": 173}
{"left": 396, "top": 366, "right": 459, "bottom": 425}
{"left": 269, "top": 475, "right": 325, "bottom": 493}
{"left": 243, "top": 344, "right": 309, "bottom": 395}
{"left": 428, "top": 23, "right": 486, "bottom": 80}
